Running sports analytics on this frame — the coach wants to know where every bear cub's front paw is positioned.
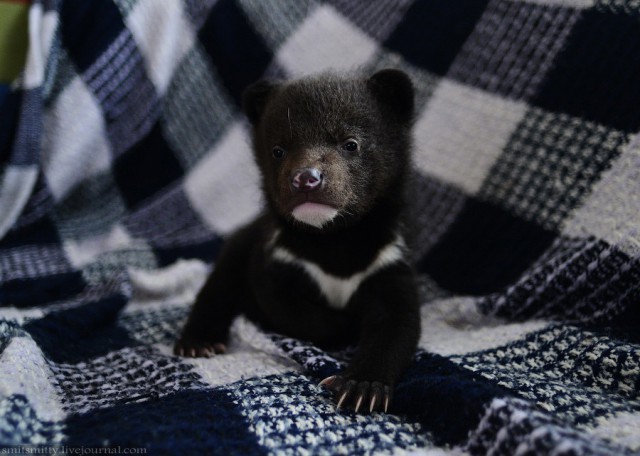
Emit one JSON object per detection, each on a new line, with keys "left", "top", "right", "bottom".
{"left": 319, "top": 375, "right": 392, "bottom": 413}
{"left": 174, "top": 338, "right": 227, "bottom": 358}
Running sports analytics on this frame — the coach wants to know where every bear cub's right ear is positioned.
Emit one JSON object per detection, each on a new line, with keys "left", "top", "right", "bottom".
{"left": 242, "top": 80, "right": 278, "bottom": 125}
{"left": 367, "top": 69, "right": 414, "bottom": 125}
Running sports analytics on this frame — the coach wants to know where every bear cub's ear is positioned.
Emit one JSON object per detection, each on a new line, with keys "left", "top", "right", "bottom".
{"left": 242, "top": 80, "right": 278, "bottom": 125}
{"left": 367, "top": 69, "right": 414, "bottom": 125}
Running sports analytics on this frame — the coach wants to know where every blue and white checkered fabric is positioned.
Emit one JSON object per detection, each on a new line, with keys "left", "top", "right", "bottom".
{"left": 1, "top": 0, "right": 639, "bottom": 454}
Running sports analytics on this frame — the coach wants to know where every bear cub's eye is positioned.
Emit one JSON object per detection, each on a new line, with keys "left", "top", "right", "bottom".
{"left": 272, "top": 147, "right": 286, "bottom": 159}
{"left": 342, "top": 139, "right": 359, "bottom": 152}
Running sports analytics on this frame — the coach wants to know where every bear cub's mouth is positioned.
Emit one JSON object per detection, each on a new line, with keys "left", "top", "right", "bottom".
{"left": 288, "top": 194, "right": 339, "bottom": 229}
{"left": 291, "top": 202, "right": 339, "bottom": 228}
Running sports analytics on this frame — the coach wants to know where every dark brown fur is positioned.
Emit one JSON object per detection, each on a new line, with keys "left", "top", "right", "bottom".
{"left": 175, "top": 70, "right": 420, "bottom": 413}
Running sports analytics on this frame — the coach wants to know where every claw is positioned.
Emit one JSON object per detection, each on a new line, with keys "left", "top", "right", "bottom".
{"left": 384, "top": 385, "right": 392, "bottom": 413}
{"left": 336, "top": 380, "right": 356, "bottom": 410}
{"left": 370, "top": 382, "right": 383, "bottom": 412}
{"left": 336, "top": 390, "right": 349, "bottom": 409}
{"left": 369, "top": 395, "right": 378, "bottom": 413}
{"left": 213, "top": 343, "right": 227, "bottom": 354}
{"left": 174, "top": 339, "right": 227, "bottom": 358}
{"left": 354, "top": 382, "right": 369, "bottom": 414}
{"left": 319, "top": 375, "right": 337, "bottom": 388}
{"left": 354, "top": 394, "right": 364, "bottom": 413}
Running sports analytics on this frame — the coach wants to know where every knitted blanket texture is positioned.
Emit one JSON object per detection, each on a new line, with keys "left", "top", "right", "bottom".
{"left": 1, "top": 0, "right": 639, "bottom": 454}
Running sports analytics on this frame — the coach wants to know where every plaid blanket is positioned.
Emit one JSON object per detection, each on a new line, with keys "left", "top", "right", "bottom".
{"left": 1, "top": 0, "right": 639, "bottom": 454}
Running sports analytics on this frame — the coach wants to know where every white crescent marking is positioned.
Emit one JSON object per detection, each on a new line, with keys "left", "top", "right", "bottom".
{"left": 271, "top": 236, "right": 406, "bottom": 309}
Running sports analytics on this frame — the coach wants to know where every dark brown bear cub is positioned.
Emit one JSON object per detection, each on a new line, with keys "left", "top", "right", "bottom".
{"left": 175, "top": 69, "right": 420, "bottom": 413}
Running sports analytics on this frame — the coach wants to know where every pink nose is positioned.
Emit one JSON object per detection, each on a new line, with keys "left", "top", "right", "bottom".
{"left": 291, "top": 168, "right": 323, "bottom": 193}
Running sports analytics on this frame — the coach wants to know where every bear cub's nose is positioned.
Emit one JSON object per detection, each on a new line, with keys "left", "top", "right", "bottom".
{"left": 291, "top": 168, "right": 323, "bottom": 193}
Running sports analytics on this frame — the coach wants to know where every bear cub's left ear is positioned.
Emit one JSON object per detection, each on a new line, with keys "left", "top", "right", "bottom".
{"left": 242, "top": 80, "right": 279, "bottom": 125}
{"left": 367, "top": 69, "right": 414, "bottom": 125}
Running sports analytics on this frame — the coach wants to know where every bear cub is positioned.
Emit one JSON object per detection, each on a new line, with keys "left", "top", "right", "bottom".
{"left": 175, "top": 69, "right": 420, "bottom": 413}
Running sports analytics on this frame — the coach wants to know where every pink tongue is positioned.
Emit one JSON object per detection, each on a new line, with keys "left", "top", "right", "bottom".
{"left": 292, "top": 203, "right": 338, "bottom": 228}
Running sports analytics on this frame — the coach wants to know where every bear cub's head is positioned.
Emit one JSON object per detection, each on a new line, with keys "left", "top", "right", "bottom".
{"left": 243, "top": 69, "right": 414, "bottom": 233}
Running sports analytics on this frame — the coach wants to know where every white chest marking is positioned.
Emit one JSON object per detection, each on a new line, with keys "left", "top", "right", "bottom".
{"left": 271, "top": 236, "right": 406, "bottom": 309}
